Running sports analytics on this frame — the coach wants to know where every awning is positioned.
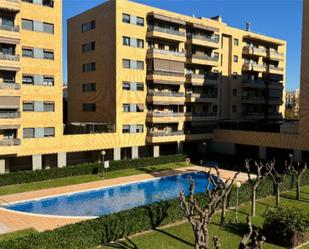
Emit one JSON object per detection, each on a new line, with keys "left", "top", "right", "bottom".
{"left": 153, "top": 80, "right": 183, "bottom": 85}
{"left": 148, "top": 12, "right": 186, "bottom": 26}
{"left": 192, "top": 23, "right": 219, "bottom": 33}
{"left": 0, "top": 96, "right": 20, "bottom": 109}
{"left": 137, "top": 104, "right": 145, "bottom": 110}
{"left": 152, "top": 59, "right": 184, "bottom": 72}
{"left": 0, "top": 125, "right": 20, "bottom": 130}
{"left": 0, "top": 37, "right": 20, "bottom": 45}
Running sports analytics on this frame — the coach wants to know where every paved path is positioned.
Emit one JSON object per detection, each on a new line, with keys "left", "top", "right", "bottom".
{"left": 0, "top": 166, "right": 251, "bottom": 234}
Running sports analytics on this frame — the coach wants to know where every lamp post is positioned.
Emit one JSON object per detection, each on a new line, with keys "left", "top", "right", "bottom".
{"left": 101, "top": 150, "right": 106, "bottom": 179}
{"left": 234, "top": 181, "right": 242, "bottom": 223}
{"left": 202, "top": 141, "right": 207, "bottom": 166}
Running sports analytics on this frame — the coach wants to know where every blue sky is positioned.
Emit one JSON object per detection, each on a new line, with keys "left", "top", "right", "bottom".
{"left": 62, "top": 0, "right": 303, "bottom": 91}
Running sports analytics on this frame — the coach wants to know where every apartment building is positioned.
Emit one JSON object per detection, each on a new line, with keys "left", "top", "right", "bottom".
{"left": 0, "top": 0, "right": 63, "bottom": 171}
{"left": 68, "top": 0, "right": 286, "bottom": 157}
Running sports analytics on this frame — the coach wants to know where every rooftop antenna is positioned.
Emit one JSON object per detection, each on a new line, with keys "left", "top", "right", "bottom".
{"left": 246, "top": 21, "right": 251, "bottom": 32}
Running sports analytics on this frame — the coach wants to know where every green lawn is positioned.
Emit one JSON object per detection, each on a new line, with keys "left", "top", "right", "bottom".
{"left": 0, "top": 162, "right": 189, "bottom": 196}
{"left": 0, "top": 229, "right": 37, "bottom": 242}
{"left": 101, "top": 186, "right": 309, "bottom": 249}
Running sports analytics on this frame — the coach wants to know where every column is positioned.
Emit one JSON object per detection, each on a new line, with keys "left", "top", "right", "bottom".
{"left": 57, "top": 152, "right": 67, "bottom": 168}
{"left": 32, "top": 154, "right": 42, "bottom": 171}
{"left": 294, "top": 150, "right": 303, "bottom": 163}
{"left": 132, "top": 146, "right": 139, "bottom": 159}
{"left": 259, "top": 146, "right": 267, "bottom": 160}
{"left": 153, "top": 145, "right": 160, "bottom": 158}
{"left": 0, "top": 159, "right": 5, "bottom": 174}
{"left": 113, "top": 148, "right": 121, "bottom": 161}
{"left": 177, "top": 142, "right": 183, "bottom": 154}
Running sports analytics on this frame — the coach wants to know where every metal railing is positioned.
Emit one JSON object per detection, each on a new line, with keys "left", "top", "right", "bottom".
{"left": 269, "top": 49, "right": 284, "bottom": 57}
{"left": 186, "top": 93, "right": 218, "bottom": 99}
{"left": 0, "top": 83, "right": 20, "bottom": 90}
{"left": 269, "top": 65, "right": 284, "bottom": 71}
{"left": 148, "top": 70, "right": 185, "bottom": 77}
{"left": 243, "top": 62, "right": 267, "bottom": 70}
{"left": 148, "top": 90, "right": 185, "bottom": 97}
{"left": 0, "top": 138, "right": 21, "bottom": 146}
{"left": 243, "top": 46, "right": 267, "bottom": 54}
{"left": 0, "top": 24, "right": 19, "bottom": 32}
{"left": 0, "top": 111, "right": 20, "bottom": 118}
{"left": 147, "top": 131, "right": 184, "bottom": 137}
{"left": 189, "top": 34, "right": 219, "bottom": 43}
{"left": 190, "top": 54, "right": 219, "bottom": 62}
{"left": 189, "top": 112, "right": 217, "bottom": 117}
{"left": 148, "top": 25, "right": 185, "bottom": 37}
{"left": 148, "top": 111, "right": 185, "bottom": 117}
{"left": 148, "top": 48, "right": 185, "bottom": 57}
{"left": 187, "top": 73, "right": 219, "bottom": 81}
{"left": 0, "top": 53, "right": 20, "bottom": 61}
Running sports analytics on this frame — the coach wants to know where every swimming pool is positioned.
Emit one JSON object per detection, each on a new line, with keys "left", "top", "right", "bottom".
{"left": 2, "top": 172, "right": 212, "bottom": 217}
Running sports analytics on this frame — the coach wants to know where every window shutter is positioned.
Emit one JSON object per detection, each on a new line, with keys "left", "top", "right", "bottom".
{"left": 35, "top": 128, "right": 44, "bottom": 138}
{"left": 33, "top": 0, "right": 43, "bottom": 4}
{"left": 130, "top": 104, "right": 137, "bottom": 112}
{"left": 33, "top": 48, "right": 44, "bottom": 59}
{"left": 131, "top": 38, "right": 137, "bottom": 47}
{"left": 33, "top": 21, "right": 44, "bottom": 32}
{"left": 131, "top": 15, "right": 137, "bottom": 25}
{"left": 34, "top": 101, "right": 44, "bottom": 112}
{"left": 130, "top": 60, "right": 137, "bottom": 69}
{"left": 131, "top": 82, "right": 137, "bottom": 91}
{"left": 130, "top": 125, "right": 136, "bottom": 133}
{"left": 34, "top": 75, "right": 44, "bottom": 85}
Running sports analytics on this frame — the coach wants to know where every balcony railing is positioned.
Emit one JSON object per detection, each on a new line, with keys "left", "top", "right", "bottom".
{"left": 186, "top": 128, "right": 214, "bottom": 134}
{"left": 190, "top": 54, "right": 219, "bottom": 62}
{"left": 148, "top": 111, "right": 185, "bottom": 117}
{"left": 148, "top": 70, "right": 184, "bottom": 77}
{"left": 269, "top": 65, "right": 284, "bottom": 71}
{"left": 189, "top": 112, "right": 217, "bottom": 117}
{"left": 148, "top": 25, "right": 185, "bottom": 37}
{"left": 269, "top": 50, "right": 284, "bottom": 57}
{"left": 0, "top": 24, "right": 19, "bottom": 32}
{"left": 0, "top": 111, "right": 20, "bottom": 118}
{"left": 0, "top": 53, "right": 20, "bottom": 61}
{"left": 148, "top": 48, "right": 185, "bottom": 57}
{"left": 147, "top": 131, "right": 184, "bottom": 137}
{"left": 243, "top": 46, "right": 267, "bottom": 54}
{"left": 148, "top": 90, "right": 185, "bottom": 97}
{"left": 188, "top": 34, "right": 219, "bottom": 43}
{"left": 0, "top": 138, "right": 21, "bottom": 146}
{"left": 187, "top": 73, "right": 219, "bottom": 81}
{"left": 0, "top": 82, "right": 20, "bottom": 90}
{"left": 242, "top": 113, "right": 265, "bottom": 118}
{"left": 268, "top": 82, "right": 283, "bottom": 89}
{"left": 243, "top": 62, "right": 267, "bottom": 71}
{"left": 186, "top": 93, "right": 218, "bottom": 99}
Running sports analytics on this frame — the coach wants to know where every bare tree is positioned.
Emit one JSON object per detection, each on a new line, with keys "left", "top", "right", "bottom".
{"left": 213, "top": 236, "right": 220, "bottom": 249}
{"left": 239, "top": 216, "right": 266, "bottom": 249}
{"left": 265, "top": 160, "right": 284, "bottom": 207}
{"left": 291, "top": 162, "right": 307, "bottom": 200}
{"left": 245, "top": 160, "right": 271, "bottom": 217}
{"left": 179, "top": 167, "right": 238, "bottom": 249}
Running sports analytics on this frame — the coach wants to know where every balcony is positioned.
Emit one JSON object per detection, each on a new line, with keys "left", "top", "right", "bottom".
{"left": 242, "top": 112, "right": 265, "bottom": 120}
{"left": 146, "top": 130, "right": 185, "bottom": 143}
{"left": 242, "top": 79, "right": 266, "bottom": 89}
{"left": 147, "top": 111, "right": 185, "bottom": 123}
{"left": 0, "top": 82, "right": 20, "bottom": 90}
{"left": 147, "top": 70, "right": 185, "bottom": 84}
{"left": 147, "top": 25, "right": 186, "bottom": 42}
{"left": 242, "top": 96, "right": 266, "bottom": 104}
{"left": 0, "top": 24, "right": 20, "bottom": 43}
{"left": 147, "top": 91, "right": 186, "bottom": 105}
{"left": 242, "top": 62, "right": 267, "bottom": 73}
{"left": 268, "top": 81, "right": 284, "bottom": 90}
{"left": 268, "top": 49, "right": 284, "bottom": 61}
{"left": 243, "top": 46, "right": 267, "bottom": 57}
{"left": 0, "top": 0, "right": 20, "bottom": 12}
{"left": 0, "top": 111, "right": 20, "bottom": 119}
{"left": 187, "top": 34, "right": 220, "bottom": 49}
{"left": 0, "top": 53, "right": 20, "bottom": 71}
{"left": 186, "top": 73, "right": 219, "bottom": 86}
{"left": 187, "top": 54, "right": 219, "bottom": 66}
{"left": 185, "top": 112, "right": 218, "bottom": 121}
{"left": 268, "top": 65, "right": 284, "bottom": 75}
{"left": 147, "top": 48, "right": 186, "bottom": 62}
{"left": 267, "top": 113, "right": 283, "bottom": 120}
{"left": 268, "top": 96, "right": 283, "bottom": 105}
{"left": 185, "top": 128, "right": 214, "bottom": 141}
{"left": 0, "top": 138, "right": 20, "bottom": 146}
{"left": 186, "top": 93, "right": 218, "bottom": 103}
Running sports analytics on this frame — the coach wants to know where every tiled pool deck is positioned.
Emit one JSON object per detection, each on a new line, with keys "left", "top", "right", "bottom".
{"left": 0, "top": 166, "right": 252, "bottom": 234}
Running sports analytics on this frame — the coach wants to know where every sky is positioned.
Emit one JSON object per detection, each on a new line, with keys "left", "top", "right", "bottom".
{"left": 62, "top": 0, "right": 303, "bottom": 91}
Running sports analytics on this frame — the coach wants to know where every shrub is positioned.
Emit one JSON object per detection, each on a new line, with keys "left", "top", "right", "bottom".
{"left": 0, "top": 154, "right": 186, "bottom": 187}
{"left": 263, "top": 206, "right": 309, "bottom": 247}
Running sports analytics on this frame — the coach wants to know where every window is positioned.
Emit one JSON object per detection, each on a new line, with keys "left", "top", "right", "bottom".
{"left": 123, "top": 104, "right": 130, "bottom": 112}
{"left": 136, "top": 83, "right": 144, "bottom": 91}
{"left": 136, "top": 125, "right": 144, "bottom": 133}
{"left": 232, "top": 89, "right": 237, "bottom": 96}
{"left": 82, "top": 41, "right": 96, "bottom": 52}
{"left": 136, "top": 61, "right": 144, "bottom": 70}
{"left": 83, "top": 62, "right": 96, "bottom": 72}
{"left": 232, "top": 105, "right": 237, "bottom": 113}
{"left": 23, "top": 102, "right": 34, "bottom": 112}
{"left": 123, "top": 36, "right": 130, "bottom": 46}
{"left": 2, "top": 16, "right": 14, "bottom": 27}
{"left": 44, "top": 50, "right": 54, "bottom": 60}
{"left": 122, "top": 82, "right": 130, "bottom": 90}
{"left": 158, "top": 43, "right": 165, "bottom": 50}
{"left": 44, "top": 127, "right": 55, "bottom": 137}
{"left": 234, "top": 38, "right": 239, "bottom": 46}
{"left": 122, "top": 14, "right": 130, "bottom": 24}
{"left": 122, "top": 125, "right": 130, "bottom": 133}
{"left": 43, "top": 22, "right": 54, "bottom": 34}
{"left": 136, "top": 104, "right": 144, "bottom": 112}
{"left": 83, "top": 103, "right": 96, "bottom": 112}
{"left": 22, "top": 19, "right": 33, "bottom": 31}
{"left": 232, "top": 72, "right": 238, "bottom": 80}
{"left": 136, "top": 17, "right": 144, "bottom": 26}
{"left": 23, "top": 128, "right": 34, "bottom": 138}
{"left": 42, "top": 0, "right": 54, "bottom": 7}
{"left": 82, "top": 20, "right": 96, "bottom": 32}
{"left": 233, "top": 55, "right": 238, "bottom": 63}
{"left": 43, "top": 76, "right": 54, "bottom": 86}
{"left": 22, "top": 48, "right": 33, "bottom": 58}
{"left": 137, "top": 39, "right": 144, "bottom": 48}
{"left": 22, "top": 75, "right": 34, "bottom": 85}
{"left": 44, "top": 102, "right": 54, "bottom": 112}
{"left": 122, "top": 59, "right": 130, "bottom": 68}
{"left": 82, "top": 83, "right": 96, "bottom": 92}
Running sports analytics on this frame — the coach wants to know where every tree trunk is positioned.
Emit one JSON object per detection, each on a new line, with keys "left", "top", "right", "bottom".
{"left": 297, "top": 177, "right": 301, "bottom": 200}
{"left": 194, "top": 225, "right": 209, "bottom": 249}
{"left": 276, "top": 184, "right": 280, "bottom": 207}
{"left": 251, "top": 188, "right": 256, "bottom": 217}
{"left": 220, "top": 195, "right": 227, "bottom": 227}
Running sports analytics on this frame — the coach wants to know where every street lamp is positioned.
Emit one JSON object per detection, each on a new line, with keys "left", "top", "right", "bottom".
{"left": 234, "top": 181, "right": 242, "bottom": 223}
{"left": 101, "top": 150, "right": 106, "bottom": 178}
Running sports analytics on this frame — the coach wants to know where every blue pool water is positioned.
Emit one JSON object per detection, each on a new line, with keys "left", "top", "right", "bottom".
{"left": 3, "top": 172, "right": 212, "bottom": 217}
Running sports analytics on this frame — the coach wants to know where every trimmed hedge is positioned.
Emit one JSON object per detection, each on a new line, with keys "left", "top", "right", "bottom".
{"left": 2, "top": 171, "right": 309, "bottom": 249}
{"left": 0, "top": 154, "right": 187, "bottom": 187}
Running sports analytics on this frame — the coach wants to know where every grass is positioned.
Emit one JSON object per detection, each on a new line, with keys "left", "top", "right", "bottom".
{"left": 100, "top": 186, "right": 309, "bottom": 249}
{"left": 0, "top": 229, "right": 37, "bottom": 242}
{"left": 0, "top": 162, "right": 189, "bottom": 196}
